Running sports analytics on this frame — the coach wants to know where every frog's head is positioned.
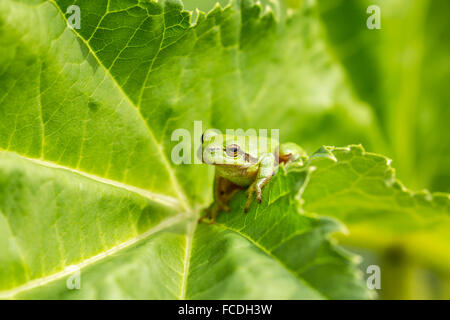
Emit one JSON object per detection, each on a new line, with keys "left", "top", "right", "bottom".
{"left": 200, "top": 130, "right": 258, "bottom": 167}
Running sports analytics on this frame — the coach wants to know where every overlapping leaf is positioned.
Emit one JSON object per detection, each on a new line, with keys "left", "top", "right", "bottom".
{"left": 301, "top": 145, "right": 450, "bottom": 274}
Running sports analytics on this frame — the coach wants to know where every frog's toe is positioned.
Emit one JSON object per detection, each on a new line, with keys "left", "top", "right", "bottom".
{"left": 255, "top": 187, "right": 263, "bottom": 203}
{"left": 199, "top": 215, "right": 216, "bottom": 224}
{"left": 257, "top": 194, "right": 262, "bottom": 203}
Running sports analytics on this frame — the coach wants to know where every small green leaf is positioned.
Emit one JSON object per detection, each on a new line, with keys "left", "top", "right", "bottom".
{"left": 302, "top": 145, "right": 450, "bottom": 274}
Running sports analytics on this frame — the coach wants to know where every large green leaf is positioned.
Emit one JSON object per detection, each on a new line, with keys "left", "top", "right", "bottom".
{"left": 0, "top": 0, "right": 378, "bottom": 299}
{"left": 0, "top": 155, "right": 370, "bottom": 299}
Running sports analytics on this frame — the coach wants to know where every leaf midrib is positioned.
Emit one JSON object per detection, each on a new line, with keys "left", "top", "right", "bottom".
{"left": 1, "top": 0, "right": 202, "bottom": 298}
{"left": 47, "top": 0, "right": 190, "bottom": 212}
{"left": 0, "top": 149, "right": 181, "bottom": 208}
{"left": 179, "top": 220, "right": 196, "bottom": 300}
{"left": 0, "top": 212, "right": 188, "bottom": 299}
{"left": 0, "top": 149, "right": 201, "bottom": 298}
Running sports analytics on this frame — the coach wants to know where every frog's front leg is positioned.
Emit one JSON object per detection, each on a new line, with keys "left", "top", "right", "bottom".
{"left": 244, "top": 153, "right": 276, "bottom": 212}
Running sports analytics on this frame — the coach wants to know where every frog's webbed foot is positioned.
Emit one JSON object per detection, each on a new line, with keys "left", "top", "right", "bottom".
{"left": 199, "top": 203, "right": 223, "bottom": 224}
{"left": 200, "top": 200, "right": 233, "bottom": 223}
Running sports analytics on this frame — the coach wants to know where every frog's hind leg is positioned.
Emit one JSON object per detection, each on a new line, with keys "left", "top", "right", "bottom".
{"left": 201, "top": 176, "right": 243, "bottom": 223}
{"left": 218, "top": 179, "right": 242, "bottom": 212}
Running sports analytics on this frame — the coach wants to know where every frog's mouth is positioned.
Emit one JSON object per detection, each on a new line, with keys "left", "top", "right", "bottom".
{"left": 198, "top": 146, "right": 222, "bottom": 165}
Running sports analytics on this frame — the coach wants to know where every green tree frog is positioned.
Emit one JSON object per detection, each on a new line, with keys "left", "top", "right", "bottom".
{"left": 200, "top": 130, "right": 307, "bottom": 222}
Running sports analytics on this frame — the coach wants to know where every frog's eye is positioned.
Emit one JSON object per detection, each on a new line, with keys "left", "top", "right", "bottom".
{"left": 225, "top": 144, "right": 240, "bottom": 157}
